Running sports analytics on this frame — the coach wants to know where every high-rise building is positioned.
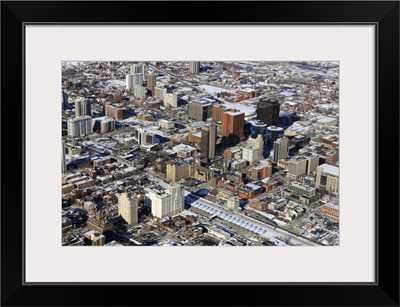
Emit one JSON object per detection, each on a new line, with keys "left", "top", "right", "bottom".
{"left": 146, "top": 183, "right": 184, "bottom": 218}
{"left": 250, "top": 120, "right": 267, "bottom": 139}
{"left": 316, "top": 164, "right": 339, "bottom": 193}
{"left": 62, "top": 140, "right": 67, "bottom": 174}
{"left": 126, "top": 74, "right": 134, "bottom": 89}
{"left": 146, "top": 74, "right": 156, "bottom": 95}
{"left": 287, "top": 156, "right": 308, "bottom": 180}
{"left": 247, "top": 134, "right": 264, "bottom": 160}
{"left": 164, "top": 93, "right": 178, "bottom": 108}
{"left": 257, "top": 97, "right": 280, "bottom": 126}
{"left": 154, "top": 86, "right": 167, "bottom": 100}
{"left": 201, "top": 123, "right": 216, "bottom": 160}
{"left": 62, "top": 90, "right": 68, "bottom": 110}
{"left": 118, "top": 192, "right": 138, "bottom": 225}
{"left": 126, "top": 65, "right": 145, "bottom": 89}
{"left": 221, "top": 109, "right": 245, "bottom": 138}
{"left": 105, "top": 105, "right": 127, "bottom": 121}
{"left": 227, "top": 196, "right": 240, "bottom": 210}
{"left": 166, "top": 161, "right": 190, "bottom": 182}
{"left": 242, "top": 146, "right": 259, "bottom": 165}
{"left": 130, "top": 63, "right": 146, "bottom": 75}
{"left": 133, "top": 85, "right": 146, "bottom": 100}
{"left": 92, "top": 117, "right": 115, "bottom": 133}
{"left": 266, "top": 126, "right": 284, "bottom": 145}
{"left": 272, "top": 137, "right": 289, "bottom": 163}
{"left": 167, "top": 183, "right": 184, "bottom": 215}
{"left": 188, "top": 101, "right": 213, "bottom": 121}
{"left": 189, "top": 61, "right": 200, "bottom": 74}
{"left": 212, "top": 103, "right": 227, "bottom": 122}
{"left": 67, "top": 116, "right": 92, "bottom": 137}
{"left": 74, "top": 98, "right": 92, "bottom": 117}
{"left": 303, "top": 152, "right": 320, "bottom": 174}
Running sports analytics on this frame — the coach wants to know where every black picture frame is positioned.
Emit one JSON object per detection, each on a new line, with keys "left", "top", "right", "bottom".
{"left": 1, "top": 1, "right": 399, "bottom": 306}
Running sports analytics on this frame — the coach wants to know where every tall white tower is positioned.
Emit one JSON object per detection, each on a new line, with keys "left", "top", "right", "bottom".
{"left": 118, "top": 193, "right": 138, "bottom": 225}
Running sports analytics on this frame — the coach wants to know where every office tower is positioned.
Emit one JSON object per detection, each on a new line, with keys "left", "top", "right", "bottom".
{"left": 126, "top": 64, "right": 145, "bottom": 89}
{"left": 266, "top": 126, "right": 284, "bottom": 145}
{"left": 167, "top": 183, "right": 184, "bottom": 215}
{"left": 118, "top": 192, "right": 138, "bottom": 225}
{"left": 316, "top": 164, "right": 339, "bottom": 193}
{"left": 188, "top": 101, "right": 213, "bottom": 121}
{"left": 201, "top": 123, "right": 216, "bottom": 159}
{"left": 74, "top": 98, "right": 91, "bottom": 117}
{"left": 146, "top": 74, "right": 156, "bottom": 95}
{"left": 212, "top": 103, "right": 227, "bottom": 122}
{"left": 227, "top": 196, "right": 240, "bottom": 210}
{"left": 189, "top": 61, "right": 200, "bottom": 74}
{"left": 105, "top": 105, "right": 127, "bottom": 121}
{"left": 242, "top": 146, "right": 259, "bottom": 165}
{"left": 221, "top": 109, "right": 245, "bottom": 138}
{"left": 247, "top": 134, "right": 264, "bottom": 160}
{"left": 133, "top": 85, "right": 146, "bottom": 99}
{"left": 125, "top": 74, "right": 133, "bottom": 89}
{"left": 67, "top": 116, "right": 92, "bottom": 137}
{"left": 130, "top": 63, "right": 146, "bottom": 75}
{"left": 62, "top": 90, "right": 68, "bottom": 110}
{"left": 287, "top": 156, "right": 308, "bottom": 180}
{"left": 133, "top": 128, "right": 156, "bottom": 146}
{"left": 154, "top": 86, "right": 167, "bottom": 100}
{"left": 146, "top": 183, "right": 184, "bottom": 218}
{"left": 303, "top": 152, "right": 320, "bottom": 174}
{"left": 272, "top": 137, "right": 289, "bottom": 163}
{"left": 166, "top": 161, "right": 189, "bottom": 182}
{"left": 257, "top": 97, "right": 280, "bottom": 126}
{"left": 92, "top": 117, "right": 115, "bottom": 133}
{"left": 250, "top": 120, "right": 267, "bottom": 139}
{"left": 62, "top": 141, "right": 67, "bottom": 174}
{"left": 164, "top": 93, "right": 178, "bottom": 108}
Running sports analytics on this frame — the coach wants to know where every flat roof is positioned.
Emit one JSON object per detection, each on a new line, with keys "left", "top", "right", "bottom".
{"left": 319, "top": 163, "right": 339, "bottom": 175}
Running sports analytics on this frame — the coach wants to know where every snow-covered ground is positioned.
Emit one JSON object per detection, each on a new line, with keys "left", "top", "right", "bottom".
{"left": 279, "top": 91, "right": 295, "bottom": 97}
{"left": 197, "top": 84, "right": 235, "bottom": 95}
{"left": 106, "top": 80, "right": 126, "bottom": 87}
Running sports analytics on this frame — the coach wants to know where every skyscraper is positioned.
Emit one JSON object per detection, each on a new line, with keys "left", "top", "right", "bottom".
{"left": 247, "top": 134, "right": 264, "bottom": 160}
{"left": 272, "top": 137, "right": 289, "bottom": 163}
{"left": 67, "top": 116, "right": 93, "bottom": 137}
{"left": 62, "top": 140, "right": 67, "bottom": 174}
{"left": 126, "top": 64, "right": 145, "bottom": 89}
{"left": 130, "top": 63, "right": 146, "bottom": 75}
{"left": 126, "top": 73, "right": 144, "bottom": 89}
{"left": 257, "top": 97, "right": 280, "bottom": 126}
{"left": 118, "top": 193, "right": 138, "bottom": 225}
{"left": 221, "top": 109, "right": 245, "bottom": 138}
{"left": 287, "top": 156, "right": 307, "bottom": 180}
{"left": 188, "top": 101, "right": 213, "bottom": 121}
{"left": 250, "top": 120, "right": 267, "bottom": 139}
{"left": 146, "top": 74, "right": 156, "bottom": 95}
{"left": 201, "top": 123, "right": 216, "bottom": 160}
{"left": 133, "top": 85, "right": 146, "bottom": 99}
{"left": 62, "top": 90, "right": 68, "bottom": 110}
{"left": 74, "top": 98, "right": 91, "bottom": 117}
{"left": 146, "top": 183, "right": 184, "bottom": 218}
{"left": 189, "top": 61, "right": 200, "bottom": 74}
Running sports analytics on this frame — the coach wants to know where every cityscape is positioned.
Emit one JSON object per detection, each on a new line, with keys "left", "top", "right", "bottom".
{"left": 62, "top": 61, "right": 339, "bottom": 247}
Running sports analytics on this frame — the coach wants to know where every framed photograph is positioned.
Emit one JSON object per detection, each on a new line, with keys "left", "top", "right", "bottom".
{"left": 1, "top": 1, "right": 399, "bottom": 306}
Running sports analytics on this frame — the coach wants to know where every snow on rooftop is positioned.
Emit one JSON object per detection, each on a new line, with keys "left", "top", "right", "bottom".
{"left": 318, "top": 163, "right": 339, "bottom": 175}
{"left": 197, "top": 85, "right": 235, "bottom": 94}
{"left": 222, "top": 102, "right": 256, "bottom": 116}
